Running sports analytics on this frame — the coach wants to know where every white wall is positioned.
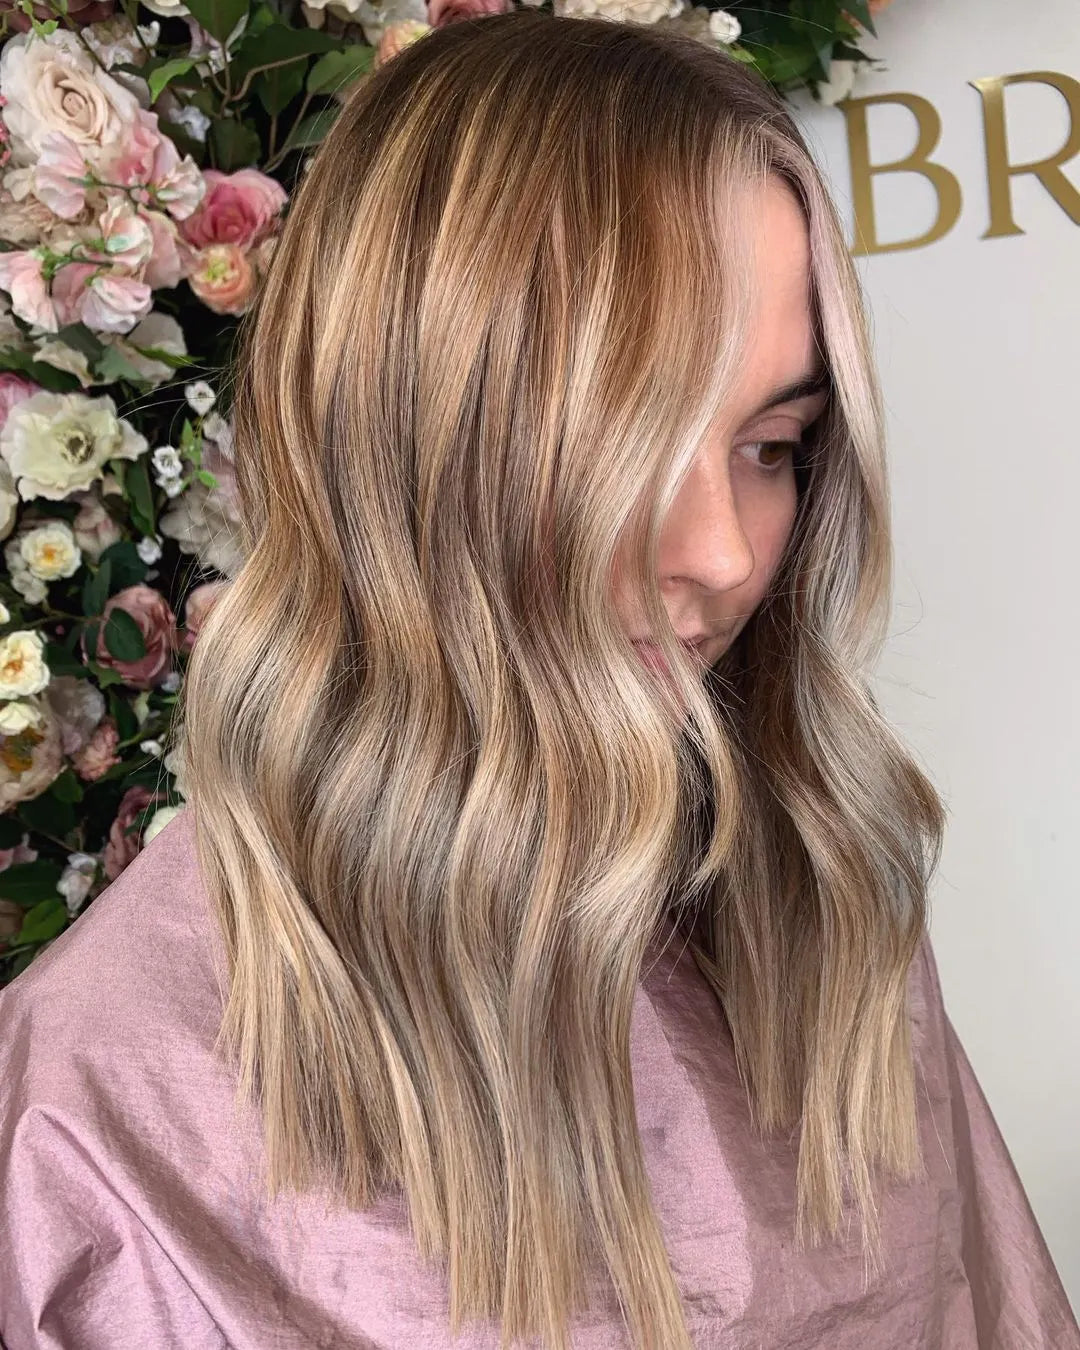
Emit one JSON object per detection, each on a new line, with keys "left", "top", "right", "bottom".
{"left": 791, "top": 0, "right": 1080, "bottom": 1311}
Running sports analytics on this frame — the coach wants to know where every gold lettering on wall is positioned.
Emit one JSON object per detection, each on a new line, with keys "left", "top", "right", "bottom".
{"left": 970, "top": 71, "right": 1080, "bottom": 238}
{"left": 838, "top": 92, "right": 963, "bottom": 256}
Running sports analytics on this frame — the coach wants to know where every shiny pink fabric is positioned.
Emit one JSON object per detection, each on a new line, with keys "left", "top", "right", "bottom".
{"left": 1, "top": 806, "right": 1077, "bottom": 1349}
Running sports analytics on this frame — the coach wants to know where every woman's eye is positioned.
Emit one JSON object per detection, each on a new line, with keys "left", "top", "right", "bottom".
{"left": 737, "top": 440, "right": 802, "bottom": 473}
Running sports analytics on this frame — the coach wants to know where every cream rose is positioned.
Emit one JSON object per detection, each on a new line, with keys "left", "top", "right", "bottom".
{"left": 0, "top": 29, "right": 143, "bottom": 168}
{"left": 0, "top": 629, "right": 50, "bottom": 699}
{"left": 0, "top": 699, "right": 45, "bottom": 734}
{"left": 17, "top": 519, "right": 82, "bottom": 580}
{"left": 0, "top": 389, "right": 148, "bottom": 501}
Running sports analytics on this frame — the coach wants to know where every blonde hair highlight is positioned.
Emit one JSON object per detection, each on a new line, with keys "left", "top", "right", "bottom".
{"left": 173, "top": 14, "right": 949, "bottom": 1348}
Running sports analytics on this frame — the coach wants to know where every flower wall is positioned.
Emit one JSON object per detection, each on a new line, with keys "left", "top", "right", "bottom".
{"left": 0, "top": 0, "right": 888, "bottom": 982}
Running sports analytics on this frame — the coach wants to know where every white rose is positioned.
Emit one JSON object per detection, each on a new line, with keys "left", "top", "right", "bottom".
{"left": 0, "top": 390, "right": 149, "bottom": 502}
{"left": 708, "top": 8, "right": 740, "bottom": 43}
{"left": 0, "top": 699, "right": 45, "bottom": 734}
{"left": 0, "top": 30, "right": 143, "bottom": 169}
{"left": 816, "top": 59, "right": 857, "bottom": 107}
{"left": 18, "top": 519, "right": 82, "bottom": 581}
{"left": 556, "top": 0, "right": 684, "bottom": 20}
{"left": 0, "top": 629, "right": 50, "bottom": 699}
{"left": 0, "top": 460, "right": 19, "bottom": 542}
{"left": 144, "top": 803, "right": 184, "bottom": 844}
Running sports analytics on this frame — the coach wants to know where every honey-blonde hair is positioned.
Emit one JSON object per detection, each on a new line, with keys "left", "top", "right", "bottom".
{"left": 174, "top": 13, "right": 947, "bottom": 1347}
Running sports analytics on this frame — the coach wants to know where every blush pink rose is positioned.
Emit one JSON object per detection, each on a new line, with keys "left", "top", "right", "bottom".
{"left": 178, "top": 168, "right": 287, "bottom": 251}
{"left": 81, "top": 583, "right": 179, "bottom": 689}
{"left": 186, "top": 243, "right": 256, "bottom": 316}
{"left": 178, "top": 579, "right": 229, "bottom": 655}
{"left": 0, "top": 372, "right": 41, "bottom": 431}
{"left": 103, "top": 783, "right": 166, "bottom": 881}
{"left": 427, "top": 0, "right": 508, "bottom": 24}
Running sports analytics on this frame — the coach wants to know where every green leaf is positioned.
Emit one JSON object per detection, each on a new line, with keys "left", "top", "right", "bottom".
{"left": 18, "top": 791, "right": 76, "bottom": 840}
{"left": 148, "top": 56, "right": 198, "bottom": 103}
{"left": 8, "top": 897, "right": 68, "bottom": 946}
{"left": 82, "top": 555, "right": 113, "bottom": 617}
{"left": 125, "top": 343, "right": 197, "bottom": 372}
{"left": 95, "top": 343, "right": 152, "bottom": 386}
{"left": 97, "top": 539, "right": 148, "bottom": 592}
{"left": 43, "top": 638, "right": 86, "bottom": 676}
{"left": 0, "top": 348, "right": 82, "bottom": 393}
{"left": 109, "top": 687, "right": 139, "bottom": 743}
{"left": 53, "top": 323, "right": 105, "bottom": 362}
{"left": 288, "top": 106, "right": 340, "bottom": 151}
{"left": 50, "top": 766, "right": 84, "bottom": 803}
{"left": 195, "top": 468, "right": 219, "bottom": 489}
{"left": 103, "top": 607, "right": 147, "bottom": 663}
{"left": 232, "top": 21, "right": 341, "bottom": 76}
{"left": 184, "top": 0, "right": 249, "bottom": 45}
{"left": 122, "top": 456, "right": 156, "bottom": 538}
{"left": 0, "top": 859, "right": 64, "bottom": 905}
{"left": 255, "top": 61, "right": 307, "bottom": 116}
{"left": 0, "top": 816, "right": 24, "bottom": 850}
{"left": 210, "top": 118, "right": 263, "bottom": 171}
{"left": 305, "top": 45, "right": 373, "bottom": 97}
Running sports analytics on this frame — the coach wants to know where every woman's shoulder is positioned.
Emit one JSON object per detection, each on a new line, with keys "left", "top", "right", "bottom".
{"left": 0, "top": 807, "right": 226, "bottom": 1102}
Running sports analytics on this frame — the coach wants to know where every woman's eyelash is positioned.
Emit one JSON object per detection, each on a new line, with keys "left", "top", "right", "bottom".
{"left": 738, "top": 439, "right": 806, "bottom": 471}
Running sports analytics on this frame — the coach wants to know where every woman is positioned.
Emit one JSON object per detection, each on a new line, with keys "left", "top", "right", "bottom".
{"left": 0, "top": 13, "right": 1076, "bottom": 1349}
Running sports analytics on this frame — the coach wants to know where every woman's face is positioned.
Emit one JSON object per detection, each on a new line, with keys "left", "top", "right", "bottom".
{"left": 613, "top": 177, "right": 828, "bottom": 675}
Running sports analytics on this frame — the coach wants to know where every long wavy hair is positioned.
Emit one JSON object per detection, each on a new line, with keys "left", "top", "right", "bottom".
{"left": 173, "top": 12, "right": 948, "bottom": 1348}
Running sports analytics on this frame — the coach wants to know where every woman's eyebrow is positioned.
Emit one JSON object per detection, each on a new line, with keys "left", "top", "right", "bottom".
{"left": 748, "top": 369, "right": 830, "bottom": 419}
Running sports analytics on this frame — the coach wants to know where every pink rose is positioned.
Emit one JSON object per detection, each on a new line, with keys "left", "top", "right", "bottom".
{"left": 427, "top": 0, "right": 508, "bottom": 24}
{"left": 376, "top": 20, "right": 431, "bottom": 67}
{"left": 0, "top": 249, "right": 56, "bottom": 331}
{"left": 0, "top": 372, "right": 41, "bottom": 432}
{"left": 178, "top": 579, "right": 229, "bottom": 655}
{"left": 71, "top": 715, "right": 120, "bottom": 781}
{"left": 103, "top": 784, "right": 166, "bottom": 881}
{"left": 81, "top": 583, "right": 178, "bottom": 689}
{"left": 179, "top": 168, "right": 287, "bottom": 251}
{"left": 186, "top": 243, "right": 255, "bottom": 316}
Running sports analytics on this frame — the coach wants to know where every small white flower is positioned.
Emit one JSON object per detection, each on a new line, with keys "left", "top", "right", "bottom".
{"left": 58, "top": 851, "right": 98, "bottom": 918}
{"left": 816, "top": 59, "right": 857, "bottom": 107}
{"left": 18, "top": 520, "right": 82, "bottom": 582}
{"left": 708, "top": 8, "right": 740, "bottom": 43}
{"left": 0, "top": 630, "right": 50, "bottom": 699}
{"left": 136, "top": 534, "right": 163, "bottom": 565}
{"left": 151, "top": 445, "right": 184, "bottom": 481}
{"left": 140, "top": 738, "right": 164, "bottom": 757}
{"left": 160, "top": 671, "right": 182, "bottom": 695}
{"left": 0, "top": 698, "right": 45, "bottom": 734}
{"left": 0, "top": 601, "right": 9, "bottom": 624}
{"left": 162, "top": 479, "right": 185, "bottom": 499}
{"left": 184, "top": 380, "right": 216, "bottom": 416}
{"left": 166, "top": 102, "right": 211, "bottom": 143}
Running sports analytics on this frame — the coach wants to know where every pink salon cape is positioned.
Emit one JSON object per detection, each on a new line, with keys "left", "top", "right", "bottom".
{"left": 0, "top": 805, "right": 1077, "bottom": 1350}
